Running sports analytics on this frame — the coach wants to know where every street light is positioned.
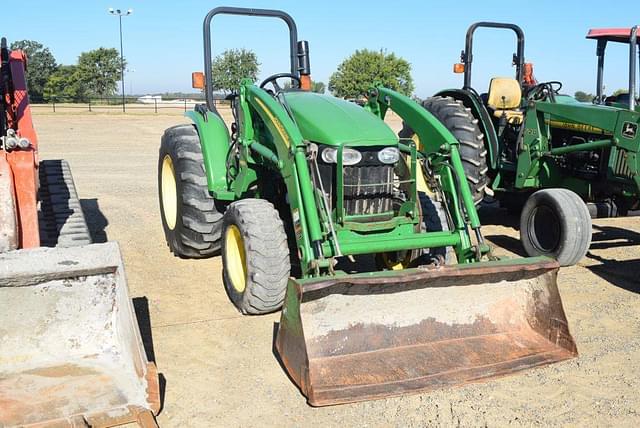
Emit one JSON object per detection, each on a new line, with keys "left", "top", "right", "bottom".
{"left": 108, "top": 7, "right": 132, "bottom": 112}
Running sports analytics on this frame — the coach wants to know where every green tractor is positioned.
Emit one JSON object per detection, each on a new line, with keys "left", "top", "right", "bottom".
{"left": 587, "top": 25, "right": 639, "bottom": 111}
{"left": 157, "top": 8, "right": 576, "bottom": 406}
{"left": 414, "top": 22, "right": 640, "bottom": 266}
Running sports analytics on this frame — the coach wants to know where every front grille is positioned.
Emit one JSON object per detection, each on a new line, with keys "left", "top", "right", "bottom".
{"left": 613, "top": 148, "right": 632, "bottom": 178}
{"left": 343, "top": 165, "right": 394, "bottom": 217}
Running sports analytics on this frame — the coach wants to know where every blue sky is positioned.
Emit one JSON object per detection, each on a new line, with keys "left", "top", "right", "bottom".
{"left": 4, "top": 0, "right": 637, "bottom": 97}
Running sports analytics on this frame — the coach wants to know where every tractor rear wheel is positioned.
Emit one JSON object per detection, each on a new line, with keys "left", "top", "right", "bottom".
{"left": 519, "top": 189, "right": 592, "bottom": 266}
{"left": 158, "top": 124, "right": 223, "bottom": 258}
{"left": 221, "top": 199, "right": 290, "bottom": 314}
{"left": 413, "top": 96, "right": 489, "bottom": 204}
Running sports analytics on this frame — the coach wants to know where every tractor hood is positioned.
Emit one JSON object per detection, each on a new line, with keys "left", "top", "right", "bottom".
{"left": 283, "top": 92, "right": 397, "bottom": 147}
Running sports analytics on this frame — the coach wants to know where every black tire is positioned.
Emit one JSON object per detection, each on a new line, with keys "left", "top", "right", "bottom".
{"left": 158, "top": 124, "right": 223, "bottom": 258}
{"left": 419, "top": 192, "right": 455, "bottom": 264}
{"left": 376, "top": 192, "right": 454, "bottom": 269}
{"left": 39, "top": 160, "right": 92, "bottom": 247}
{"left": 409, "top": 95, "right": 489, "bottom": 204}
{"left": 221, "top": 199, "right": 290, "bottom": 314}
{"left": 519, "top": 189, "right": 592, "bottom": 267}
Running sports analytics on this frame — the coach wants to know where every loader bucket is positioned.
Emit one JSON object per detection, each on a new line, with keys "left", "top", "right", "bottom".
{"left": 0, "top": 242, "right": 160, "bottom": 427}
{"left": 275, "top": 257, "right": 577, "bottom": 406}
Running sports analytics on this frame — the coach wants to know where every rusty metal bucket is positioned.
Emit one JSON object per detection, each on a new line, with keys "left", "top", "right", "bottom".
{"left": 0, "top": 242, "right": 160, "bottom": 427}
{"left": 275, "top": 257, "right": 577, "bottom": 406}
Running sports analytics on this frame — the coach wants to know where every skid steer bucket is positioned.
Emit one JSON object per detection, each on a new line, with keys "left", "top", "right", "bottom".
{"left": 276, "top": 257, "right": 577, "bottom": 406}
{"left": 0, "top": 242, "right": 160, "bottom": 427}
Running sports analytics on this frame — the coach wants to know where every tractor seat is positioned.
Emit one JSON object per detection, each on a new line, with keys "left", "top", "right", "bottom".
{"left": 487, "top": 77, "right": 524, "bottom": 125}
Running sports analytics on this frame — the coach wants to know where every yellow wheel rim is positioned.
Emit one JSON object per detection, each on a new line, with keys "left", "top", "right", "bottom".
{"left": 380, "top": 251, "right": 412, "bottom": 270}
{"left": 161, "top": 155, "right": 178, "bottom": 230}
{"left": 225, "top": 225, "right": 247, "bottom": 293}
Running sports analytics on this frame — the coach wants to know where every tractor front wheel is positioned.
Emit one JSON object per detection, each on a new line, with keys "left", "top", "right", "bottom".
{"left": 519, "top": 189, "right": 592, "bottom": 267}
{"left": 158, "top": 124, "right": 224, "bottom": 258}
{"left": 222, "top": 199, "right": 290, "bottom": 314}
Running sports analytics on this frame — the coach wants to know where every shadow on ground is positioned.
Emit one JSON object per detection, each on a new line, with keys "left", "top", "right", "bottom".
{"left": 133, "top": 297, "right": 167, "bottom": 414}
{"left": 80, "top": 198, "right": 109, "bottom": 243}
{"left": 585, "top": 225, "right": 640, "bottom": 293}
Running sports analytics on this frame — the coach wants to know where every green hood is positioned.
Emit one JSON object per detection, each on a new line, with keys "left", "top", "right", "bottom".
{"left": 283, "top": 92, "right": 397, "bottom": 147}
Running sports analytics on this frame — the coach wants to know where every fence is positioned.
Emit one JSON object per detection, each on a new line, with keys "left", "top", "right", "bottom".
{"left": 29, "top": 96, "right": 228, "bottom": 114}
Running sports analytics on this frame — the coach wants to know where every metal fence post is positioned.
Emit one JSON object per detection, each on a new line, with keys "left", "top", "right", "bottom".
{"left": 184, "top": 99, "right": 187, "bottom": 112}
{"left": 88, "top": 99, "right": 92, "bottom": 112}
{"left": 52, "top": 100, "right": 56, "bottom": 113}
{"left": 154, "top": 98, "right": 158, "bottom": 114}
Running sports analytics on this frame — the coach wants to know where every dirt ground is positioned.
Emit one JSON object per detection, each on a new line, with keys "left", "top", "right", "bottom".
{"left": 34, "top": 110, "right": 640, "bottom": 427}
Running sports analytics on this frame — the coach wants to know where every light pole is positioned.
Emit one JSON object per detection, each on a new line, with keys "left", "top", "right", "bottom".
{"left": 108, "top": 7, "right": 132, "bottom": 112}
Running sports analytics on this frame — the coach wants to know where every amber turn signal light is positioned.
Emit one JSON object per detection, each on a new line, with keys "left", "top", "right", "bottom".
{"left": 453, "top": 63, "right": 465, "bottom": 73}
{"left": 192, "top": 72, "right": 205, "bottom": 89}
{"left": 300, "top": 74, "right": 311, "bottom": 91}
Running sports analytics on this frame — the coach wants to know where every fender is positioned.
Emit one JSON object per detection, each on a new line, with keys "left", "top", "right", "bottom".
{"left": 435, "top": 88, "right": 499, "bottom": 170}
{"left": 184, "top": 109, "right": 232, "bottom": 199}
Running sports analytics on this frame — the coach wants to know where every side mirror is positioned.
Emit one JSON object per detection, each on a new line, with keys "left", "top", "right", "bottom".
{"left": 192, "top": 72, "right": 205, "bottom": 89}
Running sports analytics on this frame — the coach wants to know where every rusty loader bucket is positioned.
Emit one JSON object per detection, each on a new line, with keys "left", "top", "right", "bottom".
{"left": 275, "top": 257, "right": 577, "bottom": 406}
{"left": 0, "top": 242, "right": 160, "bottom": 427}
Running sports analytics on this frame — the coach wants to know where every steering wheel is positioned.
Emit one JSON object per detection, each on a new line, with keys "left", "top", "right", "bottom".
{"left": 525, "top": 81, "right": 563, "bottom": 102}
{"left": 259, "top": 73, "right": 301, "bottom": 93}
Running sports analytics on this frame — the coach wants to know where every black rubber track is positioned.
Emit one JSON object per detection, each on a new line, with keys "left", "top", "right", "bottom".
{"left": 38, "top": 159, "right": 92, "bottom": 247}
{"left": 222, "top": 199, "right": 290, "bottom": 315}
{"left": 409, "top": 96, "right": 489, "bottom": 204}
{"left": 158, "top": 124, "right": 224, "bottom": 258}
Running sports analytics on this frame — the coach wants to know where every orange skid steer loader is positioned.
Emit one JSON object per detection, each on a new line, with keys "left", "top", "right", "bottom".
{"left": 0, "top": 38, "right": 159, "bottom": 427}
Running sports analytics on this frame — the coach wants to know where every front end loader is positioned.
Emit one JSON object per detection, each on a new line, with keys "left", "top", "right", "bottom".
{"left": 158, "top": 7, "right": 577, "bottom": 406}
{"left": 415, "top": 22, "right": 640, "bottom": 267}
{"left": 0, "top": 38, "right": 159, "bottom": 427}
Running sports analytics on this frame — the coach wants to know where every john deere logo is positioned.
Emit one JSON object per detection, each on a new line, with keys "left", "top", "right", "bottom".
{"left": 622, "top": 122, "right": 638, "bottom": 139}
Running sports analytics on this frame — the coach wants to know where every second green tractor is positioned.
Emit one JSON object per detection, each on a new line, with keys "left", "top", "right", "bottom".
{"left": 409, "top": 22, "right": 640, "bottom": 267}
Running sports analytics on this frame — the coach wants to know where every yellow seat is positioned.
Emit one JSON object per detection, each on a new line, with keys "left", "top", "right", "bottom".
{"left": 487, "top": 77, "right": 524, "bottom": 124}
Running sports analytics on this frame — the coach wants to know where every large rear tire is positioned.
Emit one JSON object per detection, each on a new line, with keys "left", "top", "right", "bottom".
{"left": 39, "top": 160, "right": 92, "bottom": 247}
{"left": 222, "top": 199, "right": 290, "bottom": 314}
{"left": 519, "top": 189, "right": 591, "bottom": 267}
{"left": 158, "top": 124, "right": 223, "bottom": 258}
{"left": 407, "top": 96, "right": 489, "bottom": 204}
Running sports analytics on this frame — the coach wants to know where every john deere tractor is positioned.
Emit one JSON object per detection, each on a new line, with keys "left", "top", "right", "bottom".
{"left": 157, "top": 8, "right": 577, "bottom": 406}
{"left": 587, "top": 25, "right": 639, "bottom": 111}
{"left": 415, "top": 22, "right": 640, "bottom": 266}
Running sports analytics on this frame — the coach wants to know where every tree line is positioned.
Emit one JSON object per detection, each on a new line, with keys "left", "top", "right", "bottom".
{"left": 18, "top": 40, "right": 414, "bottom": 102}
{"left": 210, "top": 47, "right": 413, "bottom": 98}
{"left": 11, "top": 40, "right": 124, "bottom": 102}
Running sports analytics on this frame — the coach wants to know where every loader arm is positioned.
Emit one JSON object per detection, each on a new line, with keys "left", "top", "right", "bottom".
{"left": 516, "top": 101, "right": 640, "bottom": 194}
{"left": 366, "top": 85, "right": 483, "bottom": 235}
{"left": 241, "top": 82, "right": 324, "bottom": 272}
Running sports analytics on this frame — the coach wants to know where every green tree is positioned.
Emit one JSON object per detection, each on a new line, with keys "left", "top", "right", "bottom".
{"left": 10, "top": 40, "right": 57, "bottom": 100}
{"left": 43, "top": 65, "right": 87, "bottom": 102}
{"left": 329, "top": 49, "right": 414, "bottom": 98}
{"left": 612, "top": 88, "right": 628, "bottom": 97}
{"left": 76, "top": 48, "right": 124, "bottom": 97}
{"left": 574, "top": 91, "right": 594, "bottom": 102}
{"left": 211, "top": 49, "right": 260, "bottom": 93}
{"left": 311, "top": 80, "right": 326, "bottom": 94}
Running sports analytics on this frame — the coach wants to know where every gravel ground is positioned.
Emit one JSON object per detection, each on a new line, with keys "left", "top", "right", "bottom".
{"left": 34, "top": 111, "right": 640, "bottom": 427}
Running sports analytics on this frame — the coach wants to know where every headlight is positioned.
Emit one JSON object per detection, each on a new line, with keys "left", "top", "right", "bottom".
{"left": 377, "top": 147, "right": 400, "bottom": 164}
{"left": 321, "top": 147, "right": 362, "bottom": 165}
